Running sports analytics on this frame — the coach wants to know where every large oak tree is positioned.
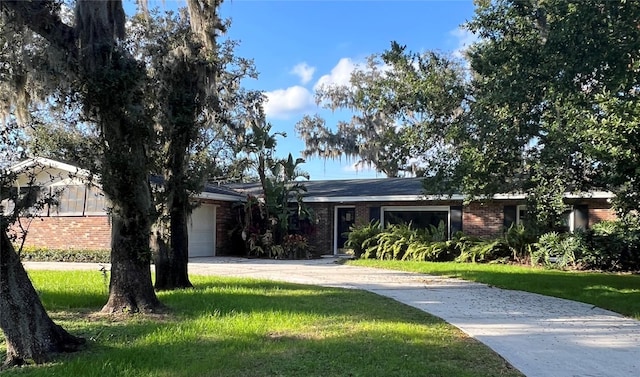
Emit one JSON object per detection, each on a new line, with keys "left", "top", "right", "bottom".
{"left": 0, "top": 3, "right": 225, "bottom": 367}
{"left": 459, "top": 0, "right": 640, "bottom": 225}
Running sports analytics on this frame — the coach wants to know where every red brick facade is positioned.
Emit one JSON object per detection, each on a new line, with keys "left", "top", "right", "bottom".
{"left": 11, "top": 216, "right": 112, "bottom": 250}
{"left": 587, "top": 199, "right": 617, "bottom": 225}
{"left": 204, "top": 199, "right": 238, "bottom": 256}
{"left": 12, "top": 198, "right": 617, "bottom": 256}
{"left": 13, "top": 199, "right": 241, "bottom": 255}
{"left": 305, "top": 199, "right": 617, "bottom": 255}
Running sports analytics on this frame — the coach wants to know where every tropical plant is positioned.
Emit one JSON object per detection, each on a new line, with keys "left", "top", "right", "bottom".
{"left": 504, "top": 223, "right": 538, "bottom": 263}
{"left": 344, "top": 221, "right": 382, "bottom": 258}
{"left": 532, "top": 230, "right": 590, "bottom": 270}
{"left": 235, "top": 122, "right": 314, "bottom": 259}
{"left": 455, "top": 238, "right": 509, "bottom": 264}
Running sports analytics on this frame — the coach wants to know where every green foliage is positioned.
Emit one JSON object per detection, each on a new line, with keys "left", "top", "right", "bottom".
{"left": 344, "top": 221, "right": 382, "bottom": 258}
{"left": 18, "top": 246, "right": 111, "bottom": 263}
{"left": 235, "top": 124, "right": 314, "bottom": 259}
{"left": 295, "top": 42, "right": 466, "bottom": 177}
{"left": 364, "top": 223, "right": 420, "bottom": 260}
{"left": 455, "top": 238, "right": 510, "bottom": 264}
{"left": 533, "top": 232, "right": 587, "bottom": 270}
{"left": 363, "top": 221, "right": 458, "bottom": 262}
{"left": 582, "top": 218, "right": 640, "bottom": 271}
{"left": 460, "top": 0, "right": 640, "bottom": 214}
{"left": 504, "top": 223, "right": 538, "bottom": 263}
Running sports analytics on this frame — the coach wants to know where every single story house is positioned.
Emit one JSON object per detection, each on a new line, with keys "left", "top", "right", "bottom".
{"left": 3, "top": 157, "right": 244, "bottom": 257}
{"left": 231, "top": 178, "right": 617, "bottom": 255}
{"left": 4, "top": 157, "right": 617, "bottom": 256}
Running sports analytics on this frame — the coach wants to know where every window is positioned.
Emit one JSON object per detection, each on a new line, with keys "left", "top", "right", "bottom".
{"left": 51, "top": 185, "right": 85, "bottom": 216}
{"left": 515, "top": 204, "right": 586, "bottom": 232}
{"left": 381, "top": 206, "right": 450, "bottom": 237}
{"left": 84, "top": 185, "right": 108, "bottom": 215}
{"left": 516, "top": 205, "right": 528, "bottom": 226}
{"left": 3, "top": 186, "right": 48, "bottom": 216}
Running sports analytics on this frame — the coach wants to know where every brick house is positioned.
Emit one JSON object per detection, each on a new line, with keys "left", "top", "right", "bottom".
{"left": 4, "top": 157, "right": 244, "bottom": 257}
{"left": 230, "top": 178, "right": 617, "bottom": 255}
{"left": 5, "top": 158, "right": 617, "bottom": 256}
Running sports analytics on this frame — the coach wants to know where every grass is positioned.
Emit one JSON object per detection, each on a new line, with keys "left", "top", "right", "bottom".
{"left": 347, "top": 259, "right": 640, "bottom": 320}
{"left": 0, "top": 271, "right": 523, "bottom": 377}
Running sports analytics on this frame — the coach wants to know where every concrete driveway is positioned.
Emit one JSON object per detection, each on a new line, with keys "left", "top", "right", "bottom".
{"left": 25, "top": 257, "right": 640, "bottom": 377}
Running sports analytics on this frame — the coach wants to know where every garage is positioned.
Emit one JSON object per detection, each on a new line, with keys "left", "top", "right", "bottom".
{"left": 188, "top": 203, "right": 216, "bottom": 257}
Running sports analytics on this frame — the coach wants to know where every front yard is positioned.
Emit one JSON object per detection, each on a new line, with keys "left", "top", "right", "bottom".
{"left": 0, "top": 271, "right": 523, "bottom": 377}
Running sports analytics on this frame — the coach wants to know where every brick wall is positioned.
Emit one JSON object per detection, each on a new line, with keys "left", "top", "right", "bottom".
{"left": 463, "top": 201, "right": 506, "bottom": 237}
{"left": 11, "top": 216, "right": 112, "bottom": 250}
{"left": 208, "top": 200, "right": 238, "bottom": 256}
{"left": 585, "top": 199, "right": 617, "bottom": 226}
{"left": 306, "top": 203, "right": 333, "bottom": 255}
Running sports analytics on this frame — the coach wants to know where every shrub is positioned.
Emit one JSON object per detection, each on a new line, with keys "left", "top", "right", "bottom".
{"left": 455, "top": 238, "right": 511, "bottom": 263}
{"left": 18, "top": 246, "right": 111, "bottom": 263}
{"left": 533, "top": 232, "right": 587, "bottom": 270}
{"left": 281, "top": 234, "right": 311, "bottom": 259}
{"left": 344, "top": 221, "right": 382, "bottom": 258}
{"left": 582, "top": 219, "right": 640, "bottom": 271}
{"left": 366, "top": 223, "right": 423, "bottom": 260}
{"left": 362, "top": 222, "right": 457, "bottom": 262}
{"left": 504, "top": 223, "right": 538, "bottom": 263}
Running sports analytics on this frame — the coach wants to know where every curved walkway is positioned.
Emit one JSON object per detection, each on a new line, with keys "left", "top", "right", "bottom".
{"left": 26, "top": 257, "right": 640, "bottom": 377}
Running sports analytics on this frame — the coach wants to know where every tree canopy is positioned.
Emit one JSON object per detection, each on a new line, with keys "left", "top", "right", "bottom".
{"left": 457, "top": 0, "right": 640, "bottom": 224}
{"left": 295, "top": 42, "right": 467, "bottom": 177}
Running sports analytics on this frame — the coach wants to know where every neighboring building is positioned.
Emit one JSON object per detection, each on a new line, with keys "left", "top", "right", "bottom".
{"left": 5, "top": 158, "right": 617, "bottom": 256}
{"left": 4, "top": 157, "right": 244, "bottom": 257}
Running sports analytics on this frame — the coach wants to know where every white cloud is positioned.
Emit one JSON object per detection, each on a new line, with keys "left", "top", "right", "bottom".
{"left": 450, "top": 27, "right": 479, "bottom": 60}
{"left": 313, "top": 58, "right": 360, "bottom": 91}
{"left": 290, "top": 62, "right": 316, "bottom": 85}
{"left": 263, "top": 86, "right": 315, "bottom": 119}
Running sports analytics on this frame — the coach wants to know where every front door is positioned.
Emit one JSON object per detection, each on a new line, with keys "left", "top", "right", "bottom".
{"left": 336, "top": 207, "right": 356, "bottom": 253}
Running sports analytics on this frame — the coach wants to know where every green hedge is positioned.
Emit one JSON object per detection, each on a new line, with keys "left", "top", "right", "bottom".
{"left": 18, "top": 246, "right": 111, "bottom": 263}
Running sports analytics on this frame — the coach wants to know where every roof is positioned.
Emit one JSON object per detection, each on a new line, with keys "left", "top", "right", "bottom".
{"left": 12, "top": 158, "right": 615, "bottom": 203}
{"left": 230, "top": 177, "right": 443, "bottom": 203}
{"left": 10, "top": 157, "right": 93, "bottom": 180}
{"left": 199, "top": 183, "right": 246, "bottom": 201}
{"left": 229, "top": 178, "right": 615, "bottom": 203}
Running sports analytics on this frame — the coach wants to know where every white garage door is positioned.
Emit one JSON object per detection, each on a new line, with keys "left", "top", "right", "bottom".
{"left": 188, "top": 204, "right": 216, "bottom": 258}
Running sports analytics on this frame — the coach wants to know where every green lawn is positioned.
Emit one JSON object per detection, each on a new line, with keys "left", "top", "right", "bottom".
{"left": 0, "top": 271, "right": 523, "bottom": 377}
{"left": 348, "top": 259, "right": 640, "bottom": 320}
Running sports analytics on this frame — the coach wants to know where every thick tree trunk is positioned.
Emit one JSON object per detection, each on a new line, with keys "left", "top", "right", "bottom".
{"left": 101, "top": 216, "right": 163, "bottom": 314}
{"left": 0, "top": 230, "right": 84, "bottom": 367}
{"left": 154, "top": 201, "right": 192, "bottom": 290}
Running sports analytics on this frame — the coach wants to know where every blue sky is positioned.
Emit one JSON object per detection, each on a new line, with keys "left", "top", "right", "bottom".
{"left": 143, "top": 0, "right": 478, "bottom": 180}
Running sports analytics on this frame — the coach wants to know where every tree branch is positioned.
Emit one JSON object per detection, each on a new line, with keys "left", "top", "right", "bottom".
{"left": 2, "top": 0, "right": 77, "bottom": 59}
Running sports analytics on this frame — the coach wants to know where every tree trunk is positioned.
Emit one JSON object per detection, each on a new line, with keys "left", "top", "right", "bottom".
{"left": 154, "top": 200, "right": 192, "bottom": 290}
{"left": 101, "top": 216, "right": 163, "bottom": 314}
{"left": 0, "top": 230, "right": 84, "bottom": 367}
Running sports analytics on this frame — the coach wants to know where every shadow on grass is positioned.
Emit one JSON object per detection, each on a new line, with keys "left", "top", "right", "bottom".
{"left": 4, "top": 273, "right": 522, "bottom": 377}
{"left": 5, "top": 315, "right": 518, "bottom": 377}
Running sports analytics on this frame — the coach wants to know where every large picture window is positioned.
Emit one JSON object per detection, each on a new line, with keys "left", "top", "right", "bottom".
{"left": 381, "top": 206, "right": 450, "bottom": 237}
{"left": 84, "top": 185, "right": 108, "bottom": 215}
